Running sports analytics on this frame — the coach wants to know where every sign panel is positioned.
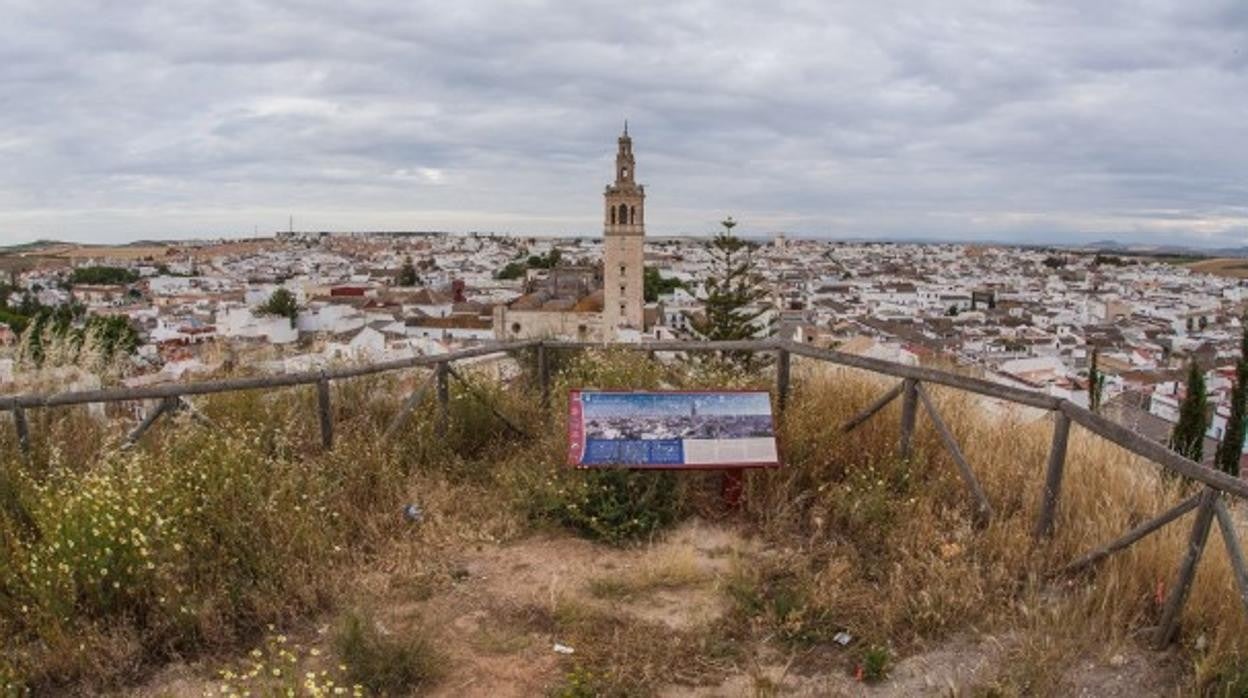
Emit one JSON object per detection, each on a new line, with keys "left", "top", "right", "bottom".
{"left": 567, "top": 390, "right": 782, "bottom": 469}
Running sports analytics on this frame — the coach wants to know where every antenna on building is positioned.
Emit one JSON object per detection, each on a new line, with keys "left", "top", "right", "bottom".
{"left": 289, "top": 215, "right": 293, "bottom": 234}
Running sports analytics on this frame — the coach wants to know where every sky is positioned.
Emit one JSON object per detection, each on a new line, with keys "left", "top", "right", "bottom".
{"left": 1, "top": 1, "right": 1246, "bottom": 247}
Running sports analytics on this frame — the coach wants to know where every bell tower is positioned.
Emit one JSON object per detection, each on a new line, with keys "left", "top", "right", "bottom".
{"left": 602, "top": 122, "right": 645, "bottom": 333}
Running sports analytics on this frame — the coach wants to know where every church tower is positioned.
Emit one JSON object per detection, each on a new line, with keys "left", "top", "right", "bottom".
{"left": 602, "top": 123, "right": 645, "bottom": 333}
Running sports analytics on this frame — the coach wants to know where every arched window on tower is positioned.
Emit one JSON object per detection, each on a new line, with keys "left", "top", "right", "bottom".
{"left": 630, "top": 206, "right": 636, "bottom": 224}
{"left": 610, "top": 207, "right": 616, "bottom": 225}
{"left": 618, "top": 203, "right": 628, "bottom": 226}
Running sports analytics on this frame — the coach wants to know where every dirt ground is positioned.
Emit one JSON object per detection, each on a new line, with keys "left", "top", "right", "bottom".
{"left": 132, "top": 519, "right": 1186, "bottom": 697}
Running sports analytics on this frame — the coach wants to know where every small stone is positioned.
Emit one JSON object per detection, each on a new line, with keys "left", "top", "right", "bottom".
{"left": 402, "top": 503, "right": 423, "bottom": 523}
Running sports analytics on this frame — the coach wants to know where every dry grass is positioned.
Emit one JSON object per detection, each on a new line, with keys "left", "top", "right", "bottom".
{"left": 0, "top": 367, "right": 536, "bottom": 693}
{"left": 740, "top": 360, "right": 1248, "bottom": 689}
{"left": 587, "top": 545, "right": 711, "bottom": 600}
{"left": 529, "top": 592, "right": 742, "bottom": 696}
{"left": 332, "top": 607, "right": 445, "bottom": 695}
{"left": 2, "top": 349, "right": 1248, "bottom": 694}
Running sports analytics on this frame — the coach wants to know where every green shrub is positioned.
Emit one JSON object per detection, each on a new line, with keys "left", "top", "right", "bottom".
{"left": 533, "top": 468, "right": 686, "bottom": 546}
{"left": 391, "top": 368, "right": 535, "bottom": 482}
{"left": 552, "top": 665, "right": 606, "bottom": 698}
{"left": 0, "top": 399, "right": 407, "bottom": 690}
{"left": 333, "top": 608, "right": 444, "bottom": 695}
{"left": 555, "top": 349, "right": 665, "bottom": 398}
{"left": 725, "top": 559, "right": 837, "bottom": 647}
{"left": 821, "top": 454, "right": 914, "bottom": 558}
{"left": 861, "top": 645, "right": 890, "bottom": 682}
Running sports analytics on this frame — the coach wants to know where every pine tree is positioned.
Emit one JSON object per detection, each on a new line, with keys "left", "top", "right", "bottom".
{"left": 1088, "top": 346, "right": 1105, "bottom": 412}
{"left": 1170, "top": 360, "right": 1209, "bottom": 463}
{"left": 1216, "top": 319, "right": 1248, "bottom": 476}
{"left": 688, "top": 217, "right": 772, "bottom": 370}
{"left": 396, "top": 256, "right": 420, "bottom": 287}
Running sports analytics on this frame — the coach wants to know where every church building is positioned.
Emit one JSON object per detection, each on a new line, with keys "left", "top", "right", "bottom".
{"left": 492, "top": 126, "right": 652, "bottom": 342}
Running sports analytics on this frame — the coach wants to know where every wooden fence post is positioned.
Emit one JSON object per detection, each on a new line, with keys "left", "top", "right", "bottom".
{"left": 445, "top": 364, "right": 530, "bottom": 438}
{"left": 899, "top": 378, "right": 919, "bottom": 459}
{"left": 1034, "top": 411, "right": 1072, "bottom": 538}
{"left": 776, "top": 346, "right": 791, "bottom": 412}
{"left": 916, "top": 383, "right": 993, "bottom": 526}
{"left": 841, "top": 382, "right": 904, "bottom": 433}
{"left": 125, "top": 396, "right": 179, "bottom": 447}
{"left": 384, "top": 372, "right": 436, "bottom": 441}
{"left": 436, "top": 361, "right": 450, "bottom": 437}
{"left": 1213, "top": 498, "right": 1248, "bottom": 618}
{"left": 1155, "top": 488, "right": 1218, "bottom": 647}
{"left": 1055, "top": 492, "right": 1202, "bottom": 577}
{"left": 316, "top": 374, "right": 333, "bottom": 450}
{"left": 12, "top": 405, "right": 31, "bottom": 464}
{"left": 537, "top": 342, "right": 550, "bottom": 408}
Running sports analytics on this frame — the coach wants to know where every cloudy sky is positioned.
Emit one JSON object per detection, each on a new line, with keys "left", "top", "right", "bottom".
{"left": 1, "top": 1, "right": 1246, "bottom": 246}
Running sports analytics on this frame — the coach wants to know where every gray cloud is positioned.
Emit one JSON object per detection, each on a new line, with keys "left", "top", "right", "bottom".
{"left": 0, "top": 0, "right": 1246, "bottom": 246}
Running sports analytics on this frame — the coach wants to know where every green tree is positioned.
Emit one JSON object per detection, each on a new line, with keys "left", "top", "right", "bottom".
{"left": 495, "top": 262, "right": 527, "bottom": 280}
{"left": 526, "top": 249, "right": 563, "bottom": 270}
{"left": 688, "top": 217, "right": 772, "bottom": 370}
{"left": 256, "top": 288, "right": 299, "bottom": 324}
{"left": 69, "top": 266, "right": 139, "bottom": 285}
{"left": 643, "top": 266, "right": 685, "bottom": 302}
{"left": 1216, "top": 319, "right": 1248, "bottom": 477}
{"left": 0, "top": 308, "right": 29, "bottom": 334}
{"left": 396, "top": 256, "right": 420, "bottom": 287}
{"left": 496, "top": 248, "right": 564, "bottom": 280}
{"left": 1170, "top": 360, "right": 1209, "bottom": 463}
{"left": 1088, "top": 346, "right": 1105, "bottom": 413}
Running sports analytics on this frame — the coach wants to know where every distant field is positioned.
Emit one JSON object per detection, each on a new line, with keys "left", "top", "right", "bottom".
{"left": 1185, "top": 257, "right": 1248, "bottom": 278}
{"left": 53, "top": 244, "right": 175, "bottom": 260}
{"left": 0, "top": 239, "right": 276, "bottom": 269}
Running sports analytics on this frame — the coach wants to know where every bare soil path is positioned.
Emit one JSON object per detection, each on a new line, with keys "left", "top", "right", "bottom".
{"left": 132, "top": 519, "right": 1185, "bottom": 697}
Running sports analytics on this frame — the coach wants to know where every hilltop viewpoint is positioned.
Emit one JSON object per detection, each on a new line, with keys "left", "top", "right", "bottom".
{"left": 2, "top": 347, "right": 1248, "bottom": 696}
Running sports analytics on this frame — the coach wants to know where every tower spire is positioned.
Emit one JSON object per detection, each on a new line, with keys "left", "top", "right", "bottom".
{"left": 602, "top": 126, "right": 645, "bottom": 334}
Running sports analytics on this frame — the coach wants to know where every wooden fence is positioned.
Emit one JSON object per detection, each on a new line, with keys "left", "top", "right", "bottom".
{"left": 2, "top": 336, "right": 1246, "bottom": 646}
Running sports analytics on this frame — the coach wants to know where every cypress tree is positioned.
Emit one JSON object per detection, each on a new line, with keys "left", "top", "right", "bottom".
{"left": 1216, "top": 319, "right": 1248, "bottom": 477}
{"left": 1088, "top": 346, "right": 1105, "bottom": 413}
{"left": 1170, "top": 360, "right": 1209, "bottom": 463}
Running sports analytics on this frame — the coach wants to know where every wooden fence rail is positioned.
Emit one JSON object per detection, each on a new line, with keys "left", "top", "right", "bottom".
{"left": 3, "top": 335, "right": 1247, "bottom": 645}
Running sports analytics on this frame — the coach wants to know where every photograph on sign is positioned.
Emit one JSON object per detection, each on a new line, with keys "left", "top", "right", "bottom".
{"left": 567, "top": 390, "right": 781, "bottom": 469}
